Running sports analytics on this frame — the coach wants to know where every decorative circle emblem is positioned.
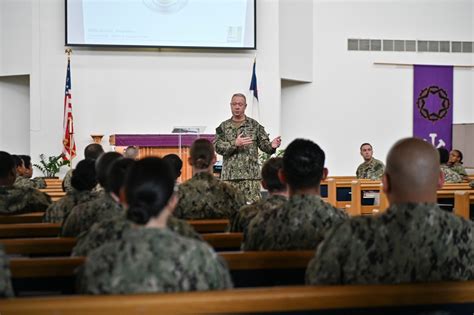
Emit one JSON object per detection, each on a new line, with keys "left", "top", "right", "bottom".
{"left": 143, "top": 0, "right": 188, "bottom": 14}
{"left": 416, "top": 86, "right": 450, "bottom": 122}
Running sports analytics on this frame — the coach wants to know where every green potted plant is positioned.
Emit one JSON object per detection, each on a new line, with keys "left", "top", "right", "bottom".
{"left": 258, "top": 149, "right": 285, "bottom": 166}
{"left": 33, "top": 154, "right": 70, "bottom": 178}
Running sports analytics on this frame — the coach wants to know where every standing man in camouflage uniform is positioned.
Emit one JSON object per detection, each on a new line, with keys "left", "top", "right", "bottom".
{"left": 0, "top": 151, "right": 51, "bottom": 215}
{"left": 356, "top": 143, "right": 384, "bottom": 180}
{"left": 306, "top": 138, "right": 474, "bottom": 285}
{"left": 242, "top": 139, "right": 348, "bottom": 251}
{"left": 214, "top": 93, "right": 281, "bottom": 203}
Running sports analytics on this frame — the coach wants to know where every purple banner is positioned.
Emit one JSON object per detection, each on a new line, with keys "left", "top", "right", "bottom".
{"left": 413, "top": 65, "right": 453, "bottom": 150}
{"left": 111, "top": 134, "right": 215, "bottom": 147}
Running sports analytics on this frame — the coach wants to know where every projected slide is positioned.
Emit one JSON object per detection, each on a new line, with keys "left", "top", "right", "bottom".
{"left": 66, "top": 0, "right": 256, "bottom": 48}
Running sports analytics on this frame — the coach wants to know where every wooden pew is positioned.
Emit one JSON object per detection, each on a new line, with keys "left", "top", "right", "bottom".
{"left": 188, "top": 219, "right": 229, "bottom": 233}
{"left": 324, "top": 177, "right": 375, "bottom": 209}
{"left": 0, "top": 219, "right": 230, "bottom": 238}
{"left": 0, "top": 213, "right": 44, "bottom": 224}
{"left": 1, "top": 281, "right": 473, "bottom": 314}
{"left": 1, "top": 237, "right": 76, "bottom": 256}
{"left": 453, "top": 191, "right": 474, "bottom": 219}
{"left": 0, "top": 223, "right": 60, "bottom": 238}
{"left": 9, "top": 251, "right": 314, "bottom": 279}
{"left": 348, "top": 180, "right": 388, "bottom": 216}
{"left": 0, "top": 233, "right": 243, "bottom": 256}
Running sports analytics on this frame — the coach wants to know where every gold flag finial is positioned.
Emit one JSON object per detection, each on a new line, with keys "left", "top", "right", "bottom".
{"left": 65, "top": 48, "right": 72, "bottom": 60}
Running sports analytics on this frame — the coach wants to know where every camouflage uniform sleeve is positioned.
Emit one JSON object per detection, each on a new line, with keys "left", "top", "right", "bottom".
{"left": 77, "top": 242, "right": 119, "bottom": 294}
{"left": 14, "top": 176, "right": 35, "bottom": 189}
{"left": 241, "top": 213, "right": 267, "bottom": 250}
{"left": 61, "top": 207, "right": 83, "bottom": 237}
{"left": 31, "top": 190, "right": 52, "bottom": 210}
{"left": 32, "top": 177, "right": 47, "bottom": 189}
{"left": 256, "top": 123, "right": 275, "bottom": 155}
{"left": 229, "top": 203, "right": 257, "bottom": 232}
{"left": 305, "top": 223, "right": 349, "bottom": 285}
{"left": 192, "top": 244, "right": 233, "bottom": 290}
{"left": 43, "top": 201, "right": 60, "bottom": 223}
{"left": 63, "top": 169, "right": 73, "bottom": 192}
{"left": 372, "top": 160, "right": 385, "bottom": 180}
{"left": 214, "top": 124, "right": 238, "bottom": 157}
{"left": 0, "top": 245, "right": 14, "bottom": 297}
{"left": 442, "top": 166, "right": 464, "bottom": 183}
{"left": 451, "top": 165, "right": 468, "bottom": 178}
{"left": 173, "top": 186, "right": 189, "bottom": 219}
{"left": 356, "top": 164, "right": 362, "bottom": 178}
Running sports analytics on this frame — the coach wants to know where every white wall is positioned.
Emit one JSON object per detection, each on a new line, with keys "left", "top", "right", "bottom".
{"left": 0, "top": 75, "right": 30, "bottom": 154}
{"left": 1, "top": 0, "right": 281, "bottom": 176}
{"left": 0, "top": 0, "right": 32, "bottom": 76}
{"left": 281, "top": 0, "right": 474, "bottom": 176}
{"left": 279, "top": 0, "right": 313, "bottom": 82}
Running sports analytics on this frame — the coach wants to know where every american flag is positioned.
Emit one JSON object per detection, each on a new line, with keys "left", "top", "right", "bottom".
{"left": 62, "top": 58, "right": 76, "bottom": 160}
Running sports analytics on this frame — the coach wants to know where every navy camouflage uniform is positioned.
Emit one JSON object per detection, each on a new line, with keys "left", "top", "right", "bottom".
{"left": 0, "top": 186, "right": 51, "bottom": 215}
{"left": 242, "top": 194, "right": 348, "bottom": 251}
{"left": 174, "top": 172, "right": 246, "bottom": 220}
{"left": 78, "top": 227, "right": 233, "bottom": 294}
{"left": 441, "top": 165, "right": 463, "bottom": 183}
{"left": 72, "top": 214, "right": 202, "bottom": 257}
{"left": 61, "top": 193, "right": 123, "bottom": 237}
{"left": 214, "top": 117, "right": 275, "bottom": 203}
{"left": 42, "top": 189, "right": 97, "bottom": 223}
{"left": 0, "top": 244, "right": 14, "bottom": 298}
{"left": 229, "top": 194, "right": 287, "bottom": 233}
{"left": 356, "top": 158, "right": 385, "bottom": 180}
{"left": 306, "top": 203, "right": 474, "bottom": 285}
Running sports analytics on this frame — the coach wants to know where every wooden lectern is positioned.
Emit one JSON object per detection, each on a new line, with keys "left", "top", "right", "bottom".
{"left": 109, "top": 134, "right": 215, "bottom": 182}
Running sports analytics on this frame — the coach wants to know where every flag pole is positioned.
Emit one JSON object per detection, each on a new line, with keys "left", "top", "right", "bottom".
{"left": 65, "top": 48, "right": 73, "bottom": 169}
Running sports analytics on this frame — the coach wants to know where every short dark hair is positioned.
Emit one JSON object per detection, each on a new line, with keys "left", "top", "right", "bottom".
{"left": 261, "top": 157, "right": 285, "bottom": 193}
{"left": 438, "top": 147, "right": 449, "bottom": 164}
{"left": 12, "top": 155, "right": 23, "bottom": 168}
{"left": 19, "top": 155, "right": 31, "bottom": 168}
{"left": 189, "top": 139, "right": 214, "bottom": 169}
{"left": 125, "top": 157, "right": 175, "bottom": 225}
{"left": 95, "top": 152, "right": 122, "bottom": 188}
{"left": 283, "top": 139, "right": 325, "bottom": 190}
{"left": 71, "top": 159, "right": 98, "bottom": 191}
{"left": 106, "top": 158, "right": 135, "bottom": 195}
{"left": 163, "top": 154, "right": 183, "bottom": 180}
{"left": 360, "top": 143, "right": 372, "bottom": 150}
{"left": 84, "top": 144, "right": 104, "bottom": 160}
{"left": 231, "top": 93, "right": 247, "bottom": 104}
{"left": 0, "top": 151, "right": 15, "bottom": 179}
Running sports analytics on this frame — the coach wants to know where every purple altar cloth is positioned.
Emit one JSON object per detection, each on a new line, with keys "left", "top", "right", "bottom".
{"left": 112, "top": 134, "right": 215, "bottom": 147}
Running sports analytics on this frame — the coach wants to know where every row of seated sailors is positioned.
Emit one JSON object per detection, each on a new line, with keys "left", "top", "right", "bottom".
{"left": 0, "top": 137, "right": 473, "bottom": 298}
